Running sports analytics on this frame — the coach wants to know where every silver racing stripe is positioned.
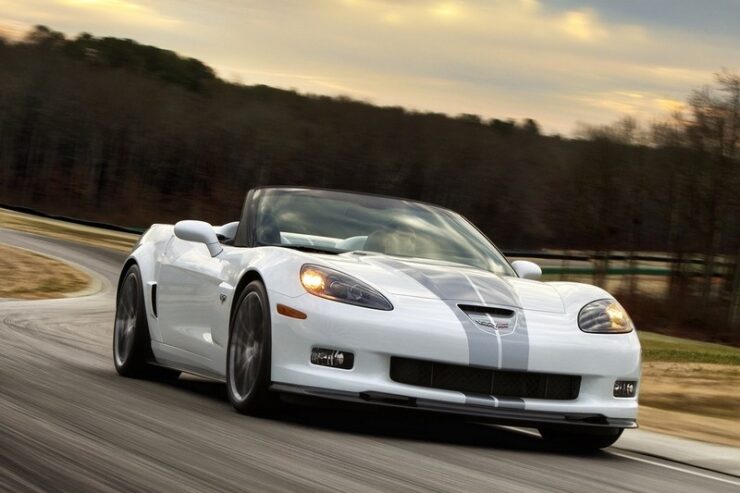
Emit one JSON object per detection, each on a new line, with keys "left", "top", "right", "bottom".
{"left": 370, "top": 257, "right": 531, "bottom": 410}
{"left": 371, "top": 257, "right": 501, "bottom": 368}
{"left": 462, "top": 270, "right": 520, "bottom": 308}
{"left": 462, "top": 273, "right": 529, "bottom": 409}
{"left": 465, "top": 394, "right": 526, "bottom": 410}
{"left": 501, "top": 307, "right": 529, "bottom": 371}
{"left": 464, "top": 272, "right": 531, "bottom": 372}
{"left": 460, "top": 272, "right": 503, "bottom": 367}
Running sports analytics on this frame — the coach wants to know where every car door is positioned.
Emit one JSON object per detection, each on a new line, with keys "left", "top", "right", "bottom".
{"left": 157, "top": 236, "right": 226, "bottom": 364}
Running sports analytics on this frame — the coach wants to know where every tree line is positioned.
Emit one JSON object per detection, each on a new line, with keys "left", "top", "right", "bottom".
{"left": 0, "top": 26, "right": 738, "bottom": 336}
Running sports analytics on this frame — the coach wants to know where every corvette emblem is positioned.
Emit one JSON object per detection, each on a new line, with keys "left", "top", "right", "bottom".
{"left": 462, "top": 308, "right": 516, "bottom": 335}
{"left": 475, "top": 319, "right": 509, "bottom": 330}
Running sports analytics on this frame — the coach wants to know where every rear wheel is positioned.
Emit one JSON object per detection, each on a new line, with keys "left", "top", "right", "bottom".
{"left": 226, "top": 280, "right": 275, "bottom": 414}
{"left": 113, "top": 264, "right": 180, "bottom": 380}
{"left": 538, "top": 426, "right": 623, "bottom": 452}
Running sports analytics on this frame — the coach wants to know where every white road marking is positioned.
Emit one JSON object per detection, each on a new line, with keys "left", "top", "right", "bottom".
{"left": 609, "top": 451, "right": 740, "bottom": 487}
{"left": 500, "top": 426, "right": 740, "bottom": 487}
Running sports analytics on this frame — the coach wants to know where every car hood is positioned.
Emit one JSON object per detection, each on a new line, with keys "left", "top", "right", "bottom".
{"left": 324, "top": 254, "right": 565, "bottom": 314}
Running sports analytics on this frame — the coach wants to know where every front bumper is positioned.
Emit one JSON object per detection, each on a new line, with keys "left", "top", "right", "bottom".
{"left": 269, "top": 290, "right": 641, "bottom": 426}
{"left": 271, "top": 383, "right": 638, "bottom": 429}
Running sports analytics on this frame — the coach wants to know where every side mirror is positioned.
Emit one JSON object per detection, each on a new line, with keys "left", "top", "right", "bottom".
{"left": 214, "top": 221, "right": 239, "bottom": 243}
{"left": 511, "top": 260, "right": 542, "bottom": 280}
{"left": 174, "top": 220, "right": 223, "bottom": 257}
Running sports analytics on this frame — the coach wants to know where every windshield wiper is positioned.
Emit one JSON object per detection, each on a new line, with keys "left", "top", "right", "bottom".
{"left": 258, "top": 243, "right": 341, "bottom": 255}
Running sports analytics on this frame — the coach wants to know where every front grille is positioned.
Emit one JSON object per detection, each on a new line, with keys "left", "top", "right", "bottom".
{"left": 390, "top": 357, "right": 580, "bottom": 400}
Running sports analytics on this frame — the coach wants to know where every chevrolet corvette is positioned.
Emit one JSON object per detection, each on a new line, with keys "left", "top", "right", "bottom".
{"left": 114, "top": 187, "right": 640, "bottom": 450}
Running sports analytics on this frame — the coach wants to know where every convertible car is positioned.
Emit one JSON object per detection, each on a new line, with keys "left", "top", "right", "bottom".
{"left": 114, "top": 187, "right": 640, "bottom": 450}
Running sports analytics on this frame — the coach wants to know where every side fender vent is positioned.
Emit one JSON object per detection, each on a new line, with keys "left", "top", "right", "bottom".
{"left": 151, "top": 283, "right": 158, "bottom": 317}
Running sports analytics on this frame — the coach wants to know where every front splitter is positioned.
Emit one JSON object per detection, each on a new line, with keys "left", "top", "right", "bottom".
{"left": 270, "top": 383, "right": 638, "bottom": 429}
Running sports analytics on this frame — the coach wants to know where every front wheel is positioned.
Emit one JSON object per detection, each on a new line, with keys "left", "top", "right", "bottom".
{"left": 226, "top": 280, "right": 276, "bottom": 415}
{"left": 538, "top": 426, "right": 623, "bottom": 452}
{"left": 113, "top": 264, "right": 180, "bottom": 381}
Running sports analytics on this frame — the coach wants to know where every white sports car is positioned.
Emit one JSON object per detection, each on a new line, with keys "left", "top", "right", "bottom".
{"left": 114, "top": 187, "right": 640, "bottom": 450}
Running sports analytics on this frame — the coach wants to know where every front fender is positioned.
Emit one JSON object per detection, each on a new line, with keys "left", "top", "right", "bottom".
{"left": 117, "top": 224, "right": 174, "bottom": 342}
{"left": 547, "top": 281, "right": 617, "bottom": 316}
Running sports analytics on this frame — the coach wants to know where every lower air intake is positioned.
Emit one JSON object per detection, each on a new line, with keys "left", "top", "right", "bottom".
{"left": 390, "top": 357, "right": 580, "bottom": 400}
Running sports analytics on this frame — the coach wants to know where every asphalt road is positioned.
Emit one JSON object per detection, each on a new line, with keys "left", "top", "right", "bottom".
{"left": 1, "top": 228, "right": 738, "bottom": 493}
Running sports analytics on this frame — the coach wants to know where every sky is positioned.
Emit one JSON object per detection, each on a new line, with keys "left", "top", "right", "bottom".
{"left": 1, "top": 0, "right": 738, "bottom": 134}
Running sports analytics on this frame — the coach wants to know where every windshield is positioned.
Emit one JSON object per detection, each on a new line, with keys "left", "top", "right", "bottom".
{"left": 251, "top": 188, "right": 515, "bottom": 276}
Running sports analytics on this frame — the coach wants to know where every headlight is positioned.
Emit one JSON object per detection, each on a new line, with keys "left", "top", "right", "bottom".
{"left": 300, "top": 264, "right": 393, "bottom": 311}
{"left": 578, "top": 299, "right": 634, "bottom": 333}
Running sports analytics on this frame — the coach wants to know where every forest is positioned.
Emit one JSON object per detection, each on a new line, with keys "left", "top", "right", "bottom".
{"left": 0, "top": 26, "right": 738, "bottom": 336}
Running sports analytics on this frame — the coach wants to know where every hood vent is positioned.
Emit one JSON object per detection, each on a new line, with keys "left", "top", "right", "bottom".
{"left": 458, "top": 305, "right": 514, "bottom": 317}
{"left": 459, "top": 305, "right": 517, "bottom": 335}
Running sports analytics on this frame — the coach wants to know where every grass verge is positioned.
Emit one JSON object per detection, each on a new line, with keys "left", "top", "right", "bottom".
{"left": 0, "top": 244, "right": 91, "bottom": 299}
{"left": 0, "top": 208, "right": 139, "bottom": 252}
{"left": 639, "top": 330, "right": 740, "bottom": 365}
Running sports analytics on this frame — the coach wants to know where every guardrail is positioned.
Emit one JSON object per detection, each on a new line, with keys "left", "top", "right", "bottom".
{"left": 1, "top": 203, "right": 733, "bottom": 274}
{"left": 505, "top": 250, "right": 733, "bottom": 267}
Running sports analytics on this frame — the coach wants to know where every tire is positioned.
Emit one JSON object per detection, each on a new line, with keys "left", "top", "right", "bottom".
{"left": 113, "top": 264, "right": 180, "bottom": 381}
{"left": 538, "top": 425, "right": 623, "bottom": 452}
{"left": 226, "top": 280, "right": 276, "bottom": 415}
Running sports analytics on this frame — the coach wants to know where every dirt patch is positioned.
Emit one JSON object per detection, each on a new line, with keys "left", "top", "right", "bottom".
{"left": 638, "top": 407, "right": 740, "bottom": 448}
{"left": 0, "top": 244, "right": 91, "bottom": 299}
{"left": 639, "top": 361, "right": 740, "bottom": 446}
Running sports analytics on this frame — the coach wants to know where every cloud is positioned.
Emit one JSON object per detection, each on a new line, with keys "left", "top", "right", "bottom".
{"left": 0, "top": 0, "right": 182, "bottom": 37}
{"left": 2, "top": 0, "right": 737, "bottom": 133}
{"left": 0, "top": 18, "right": 29, "bottom": 39}
{"left": 56, "top": 0, "right": 182, "bottom": 27}
{"left": 429, "top": 3, "right": 466, "bottom": 21}
{"left": 574, "top": 90, "right": 687, "bottom": 121}
{"left": 559, "top": 9, "right": 607, "bottom": 42}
